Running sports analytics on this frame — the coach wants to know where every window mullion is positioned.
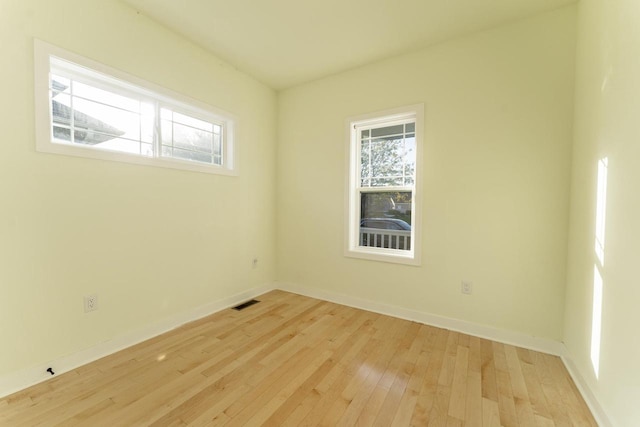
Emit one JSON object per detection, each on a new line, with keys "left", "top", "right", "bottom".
{"left": 355, "top": 127, "right": 362, "bottom": 187}
{"left": 138, "top": 100, "right": 142, "bottom": 155}
{"left": 359, "top": 185, "right": 410, "bottom": 193}
{"left": 367, "top": 137, "right": 372, "bottom": 187}
{"left": 69, "top": 80, "right": 75, "bottom": 144}
{"left": 402, "top": 126, "right": 406, "bottom": 187}
{"left": 219, "top": 126, "right": 224, "bottom": 166}
{"left": 354, "top": 127, "right": 364, "bottom": 249}
{"left": 153, "top": 102, "right": 161, "bottom": 159}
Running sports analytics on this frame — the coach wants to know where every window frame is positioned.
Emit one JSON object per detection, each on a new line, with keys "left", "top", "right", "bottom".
{"left": 34, "top": 39, "right": 237, "bottom": 176}
{"left": 345, "top": 104, "right": 424, "bottom": 265}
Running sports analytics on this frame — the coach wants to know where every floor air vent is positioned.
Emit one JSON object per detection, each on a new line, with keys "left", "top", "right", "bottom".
{"left": 232, "top": 299, "right": 260, "bottom": 311}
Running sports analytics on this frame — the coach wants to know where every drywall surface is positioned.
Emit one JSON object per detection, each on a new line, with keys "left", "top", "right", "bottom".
{"left": 277, "top": 6, "right": 576, "bottom": 341}
{"left": 0, "top": 0, "right": 276, "bottom": 376}
{"left": 564, "top": 0, "right": 640, "bottom": 424}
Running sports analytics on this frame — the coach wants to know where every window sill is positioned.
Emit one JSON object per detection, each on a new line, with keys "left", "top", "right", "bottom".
{"left": 344, "top": 247, "right": 421, "bottom": 266}
{"left": 36, "top": 140, "right": 238, "bottom": 176}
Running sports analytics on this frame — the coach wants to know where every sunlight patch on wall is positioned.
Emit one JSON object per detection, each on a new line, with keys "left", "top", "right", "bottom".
{"left": 591, "top": 157, "right": 608, "bottom": 379}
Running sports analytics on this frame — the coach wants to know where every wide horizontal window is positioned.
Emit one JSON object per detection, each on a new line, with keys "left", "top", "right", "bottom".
{"left": 34, "top": 40, "right": 236, "bottom": 175}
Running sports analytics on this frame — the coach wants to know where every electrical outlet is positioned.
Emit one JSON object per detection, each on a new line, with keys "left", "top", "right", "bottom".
{"left": 84, "top": 294, "right": 98, "bottom": 312}
{"left": 461, "top": 281, "right": 473, "bottom": 295}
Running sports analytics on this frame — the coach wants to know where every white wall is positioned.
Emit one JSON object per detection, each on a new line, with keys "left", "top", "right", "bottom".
{"left": 564, "top": 0, "right": 640, "bottom": 425}
{"left": 0, "top": 0, "right": 276, "bottom": 377}
{"left": 277, "top": 6, "right": 576, "bottom": 342}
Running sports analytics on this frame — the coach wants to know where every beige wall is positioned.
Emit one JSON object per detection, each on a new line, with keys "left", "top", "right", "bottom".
{"left": 565, "top": 0, "right": 640, "bottom": 424}
{"left": 277, "top": 6, "right": 576, "bottom": 341}
{"left": 0, "top": 0, "right": 277, "bottom": 376}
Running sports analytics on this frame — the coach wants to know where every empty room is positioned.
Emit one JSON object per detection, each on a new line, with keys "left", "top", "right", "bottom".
{"left": 0, "top": 0, "right": 637, "bottom": 425}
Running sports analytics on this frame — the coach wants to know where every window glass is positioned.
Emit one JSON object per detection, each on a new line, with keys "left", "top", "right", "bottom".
{"left": 50, "top": 72, "right": 224, "bottom": 166}
{"left": 359, "top": 191, "right": 412, "bottom": 250}
{"left": 160, "top": 108, "right": 221, "bottom": 165}
{"left": 35, "top": 40, "right": 236, "bottom": 175}
{"left": 360, "top": 123, "right": 416, "bottom": 188}
{"left": 347, "top": 106, "right": 422, "bottom": 264}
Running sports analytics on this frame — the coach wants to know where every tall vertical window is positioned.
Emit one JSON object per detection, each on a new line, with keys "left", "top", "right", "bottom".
{"left": 346, "top": 105, "right": 423, "bottom": 265}
{"left": 34, "top": 40, "right": 236, "bottom": 175}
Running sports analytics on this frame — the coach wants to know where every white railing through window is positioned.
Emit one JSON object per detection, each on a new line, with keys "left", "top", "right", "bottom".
{"left": 359, "top": 227, "right": 411, "bottom": 251}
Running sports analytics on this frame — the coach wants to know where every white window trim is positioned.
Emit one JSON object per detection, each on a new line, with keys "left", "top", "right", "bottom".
{"left": 345, "top": 104, "right": 424, "bottom": 266}
{"left": 33, "top": 39, "right": 238, "bottom": 176}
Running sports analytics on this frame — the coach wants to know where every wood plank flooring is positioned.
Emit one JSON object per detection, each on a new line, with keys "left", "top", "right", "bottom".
{"left": 0, "top": 291, "right": 597, "bottom": 426}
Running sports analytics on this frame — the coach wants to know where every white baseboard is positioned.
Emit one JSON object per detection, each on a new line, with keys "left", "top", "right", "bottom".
{"left": 275, "top": 282, "right": 565, "bottom": 356}
{"left": 561, "top": 353, "right": 612, "bottom": 427}
{"left": 0, "top": 283, "right": 273, "bottom": 399}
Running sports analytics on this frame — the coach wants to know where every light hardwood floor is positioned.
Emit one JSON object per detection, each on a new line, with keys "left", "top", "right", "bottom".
{"left": 0, "top": 291, "right": 597, "bottom": 426}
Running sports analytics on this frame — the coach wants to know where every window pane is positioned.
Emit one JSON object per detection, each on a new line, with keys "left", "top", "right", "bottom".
{"left": 213, "top": 133, "right": 221, "bottom": 156}
{"left": 360, "top": 191, "right": 412, "bottom": 224}
{"left": 371, "top": 177, "right": 404, "bottom": 186}
{"left": 73, "top": 81, "right": 140, "bottom": 113}
{"left": 172, "top": 122, "right": 213, "bottom": 154}
{"left": 73, "top": 97, "right": 138, "bottom": 142}
{"left": 371, "top": 124, "right": 404, "bottom": 138}
{"left": 52, "top": 94, "right": 130, "bottom": 146}
{"left": 161, "top": 119, "right": 173, "bottom": 145}
{"left": 361, "top": 129, "right": 369, "bottom": 138}
{"left": 52, "top": 94, "right": 71, "bottom": 126}
{"left": 51, "top": 76, "right": 70, "bottom": 95}
{"left": 141, "top": 103, "right": 154, "bottom": 143}
{"left": 52, "top": 125, "right": 71, "bottom": 142}
{"left": 359, "top": 191, "right": 412, "bottom": 250}
{"left": 160, "top": 108, "right": 220, "bottom": 165}
{"left": 405, "top": 123, "right": 415, "bottom": 133}
{"left": 49, "top": 77, "right": 154, "bottom": 148}
{"left": 360, "top": 140, "right": 371, "bottom": 186}
{"left": 369, "top": 138, "right": 404, "bottom": 186}
{"left": 172, "top": 111, "right": 213, "bottom": 132}
{"left": 404, "top": 136, "right": 416, "bottom": 183}
{"left": 359, "top": 121, "right": 416, "bottom": 188}
{"left": 161, "top": 108, "right": 172, "bottom": 120}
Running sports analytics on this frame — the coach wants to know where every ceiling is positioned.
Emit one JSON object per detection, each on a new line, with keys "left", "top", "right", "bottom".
{"left": 122, "top": 0, "right": 576, "bottom": 90}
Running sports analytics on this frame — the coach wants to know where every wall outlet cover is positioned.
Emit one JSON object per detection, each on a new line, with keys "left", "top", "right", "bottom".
{"left": 84, "top": 294, "right": 98, "bottom": 312}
